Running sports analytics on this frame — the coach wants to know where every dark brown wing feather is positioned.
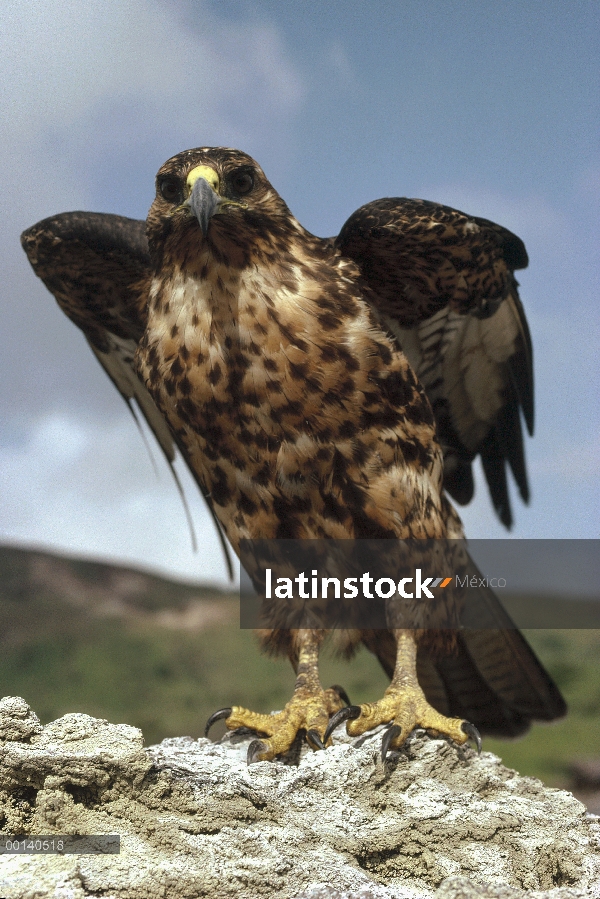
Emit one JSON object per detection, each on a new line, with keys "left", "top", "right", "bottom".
{"left": 21, "top": 212, "right": 150, "bottom": 346}
{"left": 21, "top": 212, "right": 233, "bottom": 578}
{"left": 335, "top": 198, "right": 533, "bottom": 527}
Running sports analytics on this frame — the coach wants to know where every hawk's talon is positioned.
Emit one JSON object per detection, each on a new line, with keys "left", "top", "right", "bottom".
{"left": 328, "top": 684, "right": 351, "bottom": 707}
{"left": 306, "top": 729, "right": 326, "bottom": 751}
{"left": 461, "top": 721, "right": 482, "bottom": 754}
{"left": 230, "top": 726, "right": 262, "bottom": 738}
{"left": 323, "top": 705, "right": 362, "bottom": 744}
{"left": 205, "top": 707, "right": 232, "bottom": 738}
{"left": 381, "top": 723, "right": 402, "bottom": 762}
{"left": 247, "top": 739, "right": 269, "bottom": 765}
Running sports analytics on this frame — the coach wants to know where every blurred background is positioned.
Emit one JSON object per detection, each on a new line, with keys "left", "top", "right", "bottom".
{"left": 0, "top": 1, "right": 598, "bottom": 801}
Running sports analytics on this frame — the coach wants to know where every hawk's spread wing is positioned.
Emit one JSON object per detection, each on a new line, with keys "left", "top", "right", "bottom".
{"left": 336, "top": 198, "right": 532, "bottom": 527}
{"left": 21, "top": 212, "right": 233, "bottom": 577}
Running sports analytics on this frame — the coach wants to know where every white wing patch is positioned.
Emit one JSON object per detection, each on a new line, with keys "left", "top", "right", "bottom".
{"left": 387, "top": 295, "right": 522, "bottom": 452}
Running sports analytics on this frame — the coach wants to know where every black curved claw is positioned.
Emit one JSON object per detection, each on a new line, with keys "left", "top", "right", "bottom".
{"left": 381, "top": 724, "right": 402, "bottom": 763}
{"left": 247, "top": 739, "right": 269, "bottom": 765}
{"left": 328, "top": 684, "right": 351, "bottom": 707}
{"left": 230, "top": 726, "right": 259, "bottom": 738}
{"left": 204, "top": 707, "right": 232, "bottom": 738}
{"left": 461, "top": 721, "right": 482, "bottom": 754}
{"left": 306, "top": 729, "right": 326, "bottom": 751}
{"left": 323, "top": 705, "right": 362, "bottom": 745}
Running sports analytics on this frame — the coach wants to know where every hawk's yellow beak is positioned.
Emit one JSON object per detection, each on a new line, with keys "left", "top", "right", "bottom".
{"left": 186, "top": 165, "right": 220, "bottom": 196}
{"left": 183, "top": 166, "right": 222, "bottom": 236}
{"left": 183, "top": 164, "right": 247, "bottom": 236}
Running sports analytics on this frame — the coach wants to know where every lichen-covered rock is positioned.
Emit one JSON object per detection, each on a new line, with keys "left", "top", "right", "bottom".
{"left": 0, "top": 697, "right": 598, "bottom": 899}
{"left": 0, "top": 697, "right": 42, "bottom": 743}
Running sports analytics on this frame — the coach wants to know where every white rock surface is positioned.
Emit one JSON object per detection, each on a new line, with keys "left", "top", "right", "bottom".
{"left": 0, "top": 696, "right": 598, "bottom": 899}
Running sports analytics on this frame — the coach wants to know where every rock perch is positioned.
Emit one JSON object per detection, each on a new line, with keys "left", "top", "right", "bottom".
{"left": 0, "top": 696, "right": 598, "bottom": 898}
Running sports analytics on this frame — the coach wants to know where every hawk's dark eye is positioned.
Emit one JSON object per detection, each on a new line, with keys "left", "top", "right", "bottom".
{"left": 159, "top": 177, "right": 182, "bottom": 204}
{"left": 230, "top": 170, "right": 254, "bottom": 196}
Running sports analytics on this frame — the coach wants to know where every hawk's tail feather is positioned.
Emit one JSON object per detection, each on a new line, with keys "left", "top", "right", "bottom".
{"left": 479, "top": 431, "right": 514, "bottom": 529}
{"left": 417, "top": 640, "right": 532, "bottom": 737}
{"left": 455, "top": 627, "right": 566, "bottom": 721}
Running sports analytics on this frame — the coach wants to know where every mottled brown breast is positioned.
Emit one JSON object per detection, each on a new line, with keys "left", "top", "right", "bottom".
{"left": 136, "top": 152, "right": 448, "bottom": 552}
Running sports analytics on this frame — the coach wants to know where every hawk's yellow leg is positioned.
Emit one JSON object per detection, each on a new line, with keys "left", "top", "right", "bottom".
{"left": 340, "top": 630, "right": 475, "bottom": 758}
{"left": 207, "top": 630, "right": 346, "bottom": 762}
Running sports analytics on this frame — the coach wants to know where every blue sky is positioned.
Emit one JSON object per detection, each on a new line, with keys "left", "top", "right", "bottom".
{"left": 1, "top": 0, "right": 598, "bottom": 583}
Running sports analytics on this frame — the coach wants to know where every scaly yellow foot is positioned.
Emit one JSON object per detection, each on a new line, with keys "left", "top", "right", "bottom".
{"left": 205, "top": 630, "right": 348, "bottom": 762}
{"left": 206, "top": 684, "right": 346, "bottom": 762}
{"left": 325, "top": 631, "right": 481, "bottom": 761}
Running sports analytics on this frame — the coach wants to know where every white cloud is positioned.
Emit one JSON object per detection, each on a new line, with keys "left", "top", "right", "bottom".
{"left": 0, "top": 412, "right": 235, "bottom": 585}
{"left": 1, "top": 0, "right": 305, "bottom": 223}
{"left": 1, "top": 0, "right": 304, "bottom": 141}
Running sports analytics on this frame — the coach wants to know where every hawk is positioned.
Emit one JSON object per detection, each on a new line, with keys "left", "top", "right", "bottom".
{"left": 21, "top": 147, "right": 565, "bottom": 762}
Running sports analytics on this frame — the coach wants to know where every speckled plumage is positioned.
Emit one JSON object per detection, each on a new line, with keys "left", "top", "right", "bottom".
{"left": 21, "top": 147, "right": 565, "bottom": 757}
{"left": 139, "top": 150, "right": 447, "bottom": 553}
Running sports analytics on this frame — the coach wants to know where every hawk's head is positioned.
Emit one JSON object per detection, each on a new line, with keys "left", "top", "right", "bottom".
{"left": 146, "top": 147, "right": 294, "bottom": 269}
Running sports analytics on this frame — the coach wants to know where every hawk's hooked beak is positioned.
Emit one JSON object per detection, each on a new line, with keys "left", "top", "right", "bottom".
{"left": 183, "top": 165, "right": 246, "bottom": 236}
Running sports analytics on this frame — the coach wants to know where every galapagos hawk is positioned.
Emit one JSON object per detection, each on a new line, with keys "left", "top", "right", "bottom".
{"left": 21, "top": 147, "right": 565, "bottom": 762}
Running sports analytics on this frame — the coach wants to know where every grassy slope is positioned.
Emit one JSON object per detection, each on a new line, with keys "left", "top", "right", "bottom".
{"left": 0, "top": 546, "right": 598, "bottom": 787}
